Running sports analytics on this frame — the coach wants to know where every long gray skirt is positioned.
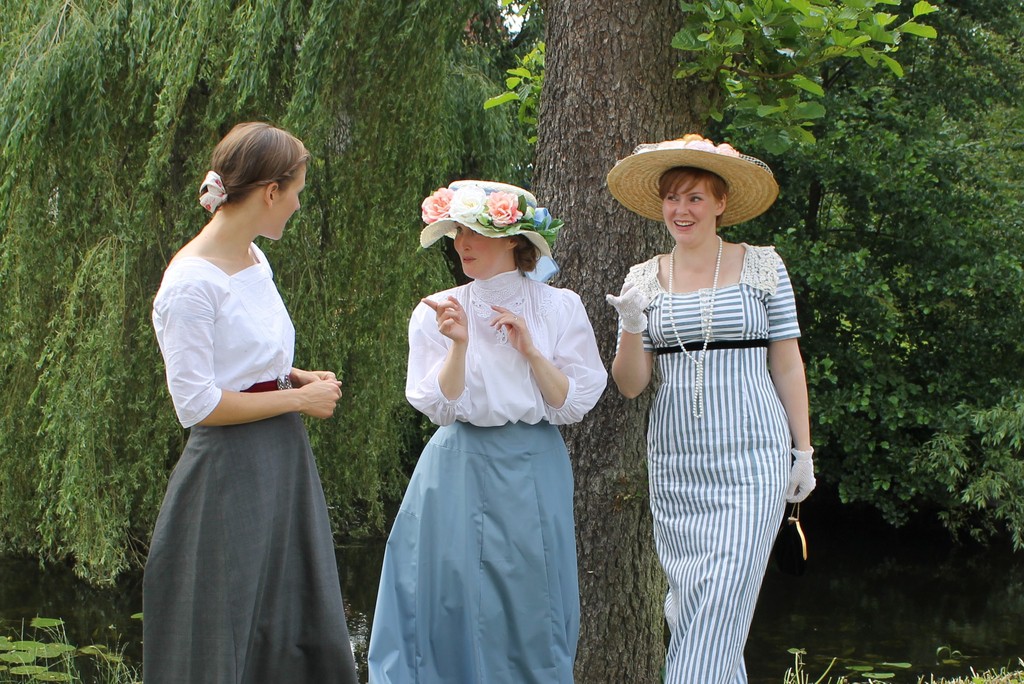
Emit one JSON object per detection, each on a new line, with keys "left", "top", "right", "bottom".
{"left": 368, "top": 421, "right": 579, "bottom": 684}
{"left": 142, "top": 412, "right": 358, "bottom": 684}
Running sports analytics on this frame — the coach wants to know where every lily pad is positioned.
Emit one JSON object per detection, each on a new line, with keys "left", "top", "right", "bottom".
{"left": 33, "top": 643, "right": 76, "bottom": 659}
{"left": 9, "top": 664, "right": 47, "bottom": 675}
{"left": 0, "top": 651, "right": 37, "bottom": 664}
{"left": 32, "top": 672, "right": 73, "bottom": 682}
{"left": 28, "top": 618, "right": 64, "bottom": 629}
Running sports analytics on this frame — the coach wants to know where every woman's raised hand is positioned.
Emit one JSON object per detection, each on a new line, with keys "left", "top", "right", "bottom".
{"left": 422, "top": 296, "right": 468, "bottom": 345}
{"left": 606, "top": 281, "right": 657, "bottom": 334}
{"left": 490, "top": 305, "right": 535, "bottom": 357}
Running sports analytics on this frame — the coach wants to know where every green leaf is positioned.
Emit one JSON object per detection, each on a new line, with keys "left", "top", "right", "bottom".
{"left": 31, "top": 672, "right": 73, "bottom": 682}
{"left": 28, "top": 619, "right": 63, "bottom": 629}
{"left": 797, "top": 13, "right": 826, "bottom": 29}
{"left": 794, "top": 101, "right": 827, "bottom": 119}
{"left": 912, "top": 1, "right": 939, "bottom": 16}
{"left": 820, "top": 45, "right": 849, "bottom": 59}
{"left": 879, "top": 53, "right": 904, "bottom": 77}
{"left": 483, "top": 92, "right": 519, "bottom": 110}
{"left": 505, "top": 77, "right": 522, "bottom": 89}
{"left": 757, "top": 103, "right": 788, "bottom": 117}
{"left": 761, "top": 132, "right": 793, "bottom": 155}
{"left": 787, "top": 0, "right": 813, "bottom": 16}
{"left": 723, "top": 29, "right": 744, "bottom": 48}
{"left": 506, "top": 67, "right": 532, "bottom": 78}
{"left": 0, "top": 652, "right": 36, "bottom": 665}
{"left": 900, "top": 21, "right": 937, "bottom": 39}
{"left": 671, "top": 29, "right": 705, "bottom": 51}
{"left": 790, "top": 74, "right": 824, "bottom": 96}
{"left": 674, "top": 64, "right": 703, "bottom": 79}
{"left": 9, "top": 665, "right": 46, "bottom": 676}
{"left": 787, "top": 124, "right": 817, "bottom": 145}
{"left": 874, "top": 12, "right": 898, "bottom": 28}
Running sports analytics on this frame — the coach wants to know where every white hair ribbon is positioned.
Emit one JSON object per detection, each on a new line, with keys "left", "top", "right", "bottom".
{"left": 199, "top": 170, "right": 227, "bottom": 213}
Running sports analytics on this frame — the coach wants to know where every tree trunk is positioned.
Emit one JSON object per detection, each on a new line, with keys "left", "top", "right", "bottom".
{"left": 534, "top": 2, "right": 712, "bottom": 681}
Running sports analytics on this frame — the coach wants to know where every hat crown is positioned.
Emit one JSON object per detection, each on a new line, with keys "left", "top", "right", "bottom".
{"left": 449, "top": 180, "right": 538, "bottom": 208}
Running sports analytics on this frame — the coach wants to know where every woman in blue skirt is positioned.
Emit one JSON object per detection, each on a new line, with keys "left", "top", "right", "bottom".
{"left": 605, "top": 135, "right": 817, "bottom": 683}
{"left": 368, "top": 180, "right": 607, "bottom": 683}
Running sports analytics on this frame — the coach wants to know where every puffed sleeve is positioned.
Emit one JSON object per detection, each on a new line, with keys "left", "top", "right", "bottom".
{"left": 766, "top": 253, "right": 801, "bottom": 341}
{"left": 543, "top": 290, "right": 608, "bottom": 425}
{"left": 152, "top": 278, "right": 223, "bottom": 428}
{"left": 405, "top": 297, "right": 471, "bottom": 426}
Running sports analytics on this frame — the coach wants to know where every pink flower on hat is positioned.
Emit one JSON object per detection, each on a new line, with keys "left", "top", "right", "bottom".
{"left": 421, "top": 187, "right": 455, "bottom": 223}
{"left": 486, "top": 191, "right": 523, "bottom": 227}
{"left": 715, "top": 142, "right": 741, "bottom": 157}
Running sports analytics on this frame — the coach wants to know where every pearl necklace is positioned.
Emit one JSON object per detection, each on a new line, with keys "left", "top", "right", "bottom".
{"left": 667, "top": 235, "right": 723, "bottom": 419}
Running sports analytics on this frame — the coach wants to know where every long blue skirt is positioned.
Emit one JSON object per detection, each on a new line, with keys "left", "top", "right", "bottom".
{"left": 368, "top": 421, "right": 579, "bottom": 684}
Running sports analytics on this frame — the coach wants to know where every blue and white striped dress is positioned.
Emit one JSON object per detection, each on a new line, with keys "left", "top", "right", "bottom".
{"left": 629, "top": 244, "right": 800, "bottom": 684}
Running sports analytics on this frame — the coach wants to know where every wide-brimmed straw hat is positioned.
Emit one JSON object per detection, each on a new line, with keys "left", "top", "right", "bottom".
{"left": 419, "top": 180, "right": 562, "bottom": 259}
{"left": 606, "top": 135, "right": 779, "bottom": 226}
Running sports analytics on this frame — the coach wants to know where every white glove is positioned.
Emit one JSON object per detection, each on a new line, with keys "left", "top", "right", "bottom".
{"left": 606, "top": 282, "right": 656, "bottom": 334}
{"left": 786, "top": 448, "right": 816, "bottom": 503}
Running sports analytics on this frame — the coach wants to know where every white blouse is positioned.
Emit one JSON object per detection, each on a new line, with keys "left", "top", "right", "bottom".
{"left": 407, "top": 269, "right": 608, "bottom": 427}
{"left": 152, "top": 244, "right": 295, "bottom": 428}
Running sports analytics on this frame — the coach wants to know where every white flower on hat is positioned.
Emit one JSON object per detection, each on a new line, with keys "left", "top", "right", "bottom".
{"left": 448, "top": 185, "right": 488, "bottom": 225}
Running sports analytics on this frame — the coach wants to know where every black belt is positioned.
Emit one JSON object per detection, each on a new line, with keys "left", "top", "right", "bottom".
{"left": 655, "top": 339, "right": 769, "bottom": 356}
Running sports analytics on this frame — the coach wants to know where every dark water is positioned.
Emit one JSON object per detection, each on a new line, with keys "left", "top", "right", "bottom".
{"left": 2, "top": 510, "right": 1022, "bottom": 683}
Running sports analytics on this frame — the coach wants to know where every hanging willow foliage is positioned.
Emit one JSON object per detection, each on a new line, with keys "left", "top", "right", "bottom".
{"left": 0, "top": 0, "right": 530, "bottom": 584}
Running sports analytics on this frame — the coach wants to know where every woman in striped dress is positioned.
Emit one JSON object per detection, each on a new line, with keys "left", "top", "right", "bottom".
{"left": 604, "top": 135, "right": 816, "bottom": 683}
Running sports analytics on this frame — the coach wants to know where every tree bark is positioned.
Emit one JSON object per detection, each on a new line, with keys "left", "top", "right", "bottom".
{"left": 534, "top": 2, "right": 712, "bottom": 681}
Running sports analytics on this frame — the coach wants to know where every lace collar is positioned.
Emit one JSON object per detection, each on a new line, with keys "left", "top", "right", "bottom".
{"left": 472, "top": 269, "right": 525, "bottom": 304}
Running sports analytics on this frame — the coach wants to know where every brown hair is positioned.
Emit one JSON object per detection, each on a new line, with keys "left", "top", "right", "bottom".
{"left": 511, "top": 235, "right": 541, "bottom": 274}
{"left": 208, "top": 122, "right": 310, "bottom": 207}
{"left": 659, "top": 166, "right": 728, "bottom": 201}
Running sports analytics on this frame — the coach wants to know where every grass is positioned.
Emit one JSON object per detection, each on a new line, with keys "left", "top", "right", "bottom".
{"left": 783, "top": 648, "right": 1024, "bottom": 684}
{"left": 3, "top": 621, "right": 1021, "bottom": 683}
{"left": 0, "top": 618, "right": 139, "bottom": 684}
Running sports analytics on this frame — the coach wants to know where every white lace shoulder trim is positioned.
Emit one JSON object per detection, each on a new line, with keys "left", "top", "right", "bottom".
{"left": 624, "top": 256, "right": 662, "bottom": 302}
{"left": 739, "top": 245, "right": 780, "bottom": 295}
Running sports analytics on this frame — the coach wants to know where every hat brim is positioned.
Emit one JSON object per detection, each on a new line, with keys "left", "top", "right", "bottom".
{"left": 606, "top": 148, "right": 779, "bottom": 226}
{"left": 419, "top": 219, "right": 552, "bottom": 259}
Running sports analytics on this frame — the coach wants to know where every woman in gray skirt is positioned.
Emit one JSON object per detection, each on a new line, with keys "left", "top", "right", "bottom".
{"left": 147, "top": 122, "right": 358, "bottom": 684}
{"left": 368, "top": 180, "right": 607, "bottom": 683}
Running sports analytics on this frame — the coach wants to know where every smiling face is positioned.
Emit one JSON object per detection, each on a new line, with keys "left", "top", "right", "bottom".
{"left": 453, "top": 225, "right": 517, "bottom": 280}
{"left": 660, "top": 169, "right": 727, "bottom": 246}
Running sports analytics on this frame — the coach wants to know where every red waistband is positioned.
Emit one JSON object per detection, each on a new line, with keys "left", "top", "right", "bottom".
{"left": 242, "top": 380, "right": 279, "bottom": 393}
{"left": 242, "top": 376, "right": 293, "bottom": 393}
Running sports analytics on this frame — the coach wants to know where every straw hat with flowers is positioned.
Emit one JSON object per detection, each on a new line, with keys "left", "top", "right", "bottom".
{"left": 606, "top": 134, "right": 779, "bottom": 226}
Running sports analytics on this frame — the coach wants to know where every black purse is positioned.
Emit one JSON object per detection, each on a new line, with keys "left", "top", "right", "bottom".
{"left": 772, "top": 502, "right": 808, "bottom": 576}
